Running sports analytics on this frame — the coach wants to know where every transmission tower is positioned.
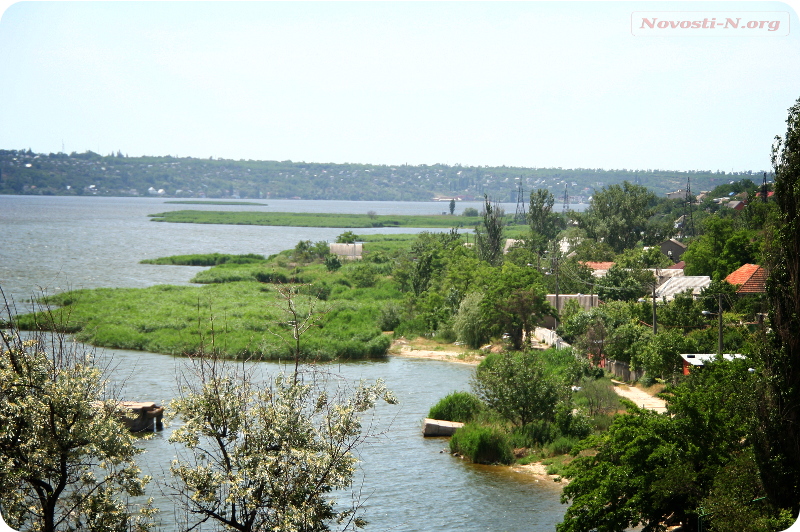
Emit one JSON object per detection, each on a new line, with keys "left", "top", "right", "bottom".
{"left": 514, "top": 180, "right": 527, "bottom": 224}
{"left": 680, "top": 176, "right": 695, "bottom": 239}
{"left": 562, "top": 184, "right": 570, "bottom": 214}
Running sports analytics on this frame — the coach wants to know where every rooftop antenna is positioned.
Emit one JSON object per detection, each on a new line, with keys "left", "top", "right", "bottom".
{"left": 514, "top": 180, "right": 527, "bottom": 224}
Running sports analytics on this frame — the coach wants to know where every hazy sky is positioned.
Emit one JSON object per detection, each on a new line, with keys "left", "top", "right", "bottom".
{"left": 1, "top": 1, "right": 799, "bottom": 172}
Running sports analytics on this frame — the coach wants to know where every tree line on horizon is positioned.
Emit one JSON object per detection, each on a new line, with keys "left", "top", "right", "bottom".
{"left": 0, "top": 148, "right": 770, "bottom": 202}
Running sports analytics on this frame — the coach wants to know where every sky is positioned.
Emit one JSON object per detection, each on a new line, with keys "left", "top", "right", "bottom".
{"left": 1, "top": 1, "right": 799, "bottom": 173}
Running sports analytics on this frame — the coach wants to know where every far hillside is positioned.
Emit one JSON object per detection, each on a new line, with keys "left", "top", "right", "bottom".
{"left": 0, "top": 148, "right": 771, "bottom": 201}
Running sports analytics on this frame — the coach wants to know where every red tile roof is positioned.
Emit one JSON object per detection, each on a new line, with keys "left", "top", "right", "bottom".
{"left": 667, "top": 261, "right": 685, "bottom": 270}
{"left": 580, "top": 261, "right": 615, "bottom": 270}
{"left": 725, "top": 264, "right": 766, "bottom": 293}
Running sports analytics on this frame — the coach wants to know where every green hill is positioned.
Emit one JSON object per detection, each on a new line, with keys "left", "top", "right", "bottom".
{"left": 0, "top": 148, "right": 769, "bottom": 201}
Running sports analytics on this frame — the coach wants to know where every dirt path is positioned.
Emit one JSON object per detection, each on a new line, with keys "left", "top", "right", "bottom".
{"left": 610, "top": 380, "right": 668, "bottom": 413}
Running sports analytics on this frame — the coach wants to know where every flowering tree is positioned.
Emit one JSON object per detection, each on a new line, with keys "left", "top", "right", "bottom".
{"left": 167, "top": 357, "right": 396, "bottom": 532}
{"left": 166, "top": 288, "right": 397, "bottom": 532}
{"left": 0, "top": 308, "right": 156, "bottom": 532}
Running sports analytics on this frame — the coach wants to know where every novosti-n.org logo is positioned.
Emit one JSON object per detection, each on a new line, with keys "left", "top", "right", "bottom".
{"left": 632, "top": 11, "right": 790, "bottom": 36}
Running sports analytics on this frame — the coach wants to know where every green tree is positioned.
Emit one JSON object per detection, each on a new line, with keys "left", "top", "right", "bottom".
{"left": 449, "top": 198, "right": 456, "bottom": 215}
{"left": 336, "top": 231, "right": 358, "bottom": 244}
{"left": 474, "top": 195, "right": 505, "bottom": 266}
{"left": 0, "top": 323, "right": 156, "bottom": 532}
{"left": 480, "top": 263, "right": 554, "bottom": 350}
{"left": 751, "top": 95, "right": 800, "bottom": 513}
{"left": 577, "top": 181, "right": 656, "bottom": 253}
{"left": 527, "top": 188, "right": 561, "bottom": 254}
{"left": 682, "top": 216, "right": 756, "bottom": 279}
{"left": 472, "top": 351, "right": 564, "bottom": 427}
{"left": 453, "top": 292, "right": 489, "bottom": 349}
{"left": 559, "top": 358, "right": 762, "bottom": 532}
{"left": 634, "top": 328, "right": 697, "bottom": 381}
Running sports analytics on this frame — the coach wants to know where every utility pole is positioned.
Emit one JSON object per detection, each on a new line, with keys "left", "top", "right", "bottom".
{"left": 717, "top": 293, "right": 723, "bottom": 356}
{"left": 552, "top": 241, "right": 560, "bottom": 330}
{"left": 652, "top": 280, "right": 658, "bottom": 335}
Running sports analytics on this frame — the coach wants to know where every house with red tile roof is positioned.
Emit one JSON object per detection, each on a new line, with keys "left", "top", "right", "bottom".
{"left": 579, "top": 261, "right": 615, "bottom": 277}
{"left": 725, "top": 264, "right": 767, "bottom": 293}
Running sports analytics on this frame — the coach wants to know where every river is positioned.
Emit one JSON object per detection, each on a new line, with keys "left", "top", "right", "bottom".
{"left": 0, "top": 195, "right": 567, "bottom": 531}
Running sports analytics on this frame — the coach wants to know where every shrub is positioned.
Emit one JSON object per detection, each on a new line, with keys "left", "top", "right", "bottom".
{"left": 462, "top": 207, "right": 479, "bottom": 217}
{"left": 325, "top": 255, "right": 342, "bottom": 272}
{"left": 555, "top": 403, "right": 593, "bottom": 440}
{"left": 449, "top": 423, "right": 513, "bottom": 465}
{"left": 349, "top": 263, "right": 377, "bottom": 288}
{"left": 508, "top": 420, "right": 558, "bottom": 448}
{"left": 544, "top": 435, "right": 580, "bottom": 456}
{"left": 254, "top": 271, "right": 290, "bottom": 284}
{"left": 428, "top": 392, "right": 484, "bottom": 423}
{"left": 377, "top": 303, "right": 402, "bottom": 332}
{"left": 575, "top": 377, "right": 621, "bottom": 417}
{"left": 297, "top": 282, "right": 331, "bottom": 301}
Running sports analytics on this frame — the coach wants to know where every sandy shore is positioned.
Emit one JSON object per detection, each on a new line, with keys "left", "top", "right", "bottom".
{"left": 389, "top": 338, "right": 485, "bottom": 365}
{"left": 512, "top": 462, "right": 569, "bottom": 485}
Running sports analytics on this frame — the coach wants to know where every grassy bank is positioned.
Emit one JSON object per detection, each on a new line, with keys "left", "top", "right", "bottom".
{"left": 148, "top": 210, "right": 484, "bottom": 228}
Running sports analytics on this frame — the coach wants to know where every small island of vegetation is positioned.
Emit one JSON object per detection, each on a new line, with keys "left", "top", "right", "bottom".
{"left": 148, "top": 210, "right": 483, "bottom": 228}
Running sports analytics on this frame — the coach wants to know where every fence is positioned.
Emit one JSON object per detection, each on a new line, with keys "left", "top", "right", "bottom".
{"left": 605, "top": 359, "right": 645, "bottom": 382}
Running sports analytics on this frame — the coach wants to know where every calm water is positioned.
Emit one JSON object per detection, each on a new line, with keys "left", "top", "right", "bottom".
{"left": 0, "top": 195, "right": 567, "bottom": 531}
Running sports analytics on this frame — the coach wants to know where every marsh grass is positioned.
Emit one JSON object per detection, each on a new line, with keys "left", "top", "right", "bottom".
{"left": 141, "top": 253, "right": 266, "bottom": 266}
{"left": 148, "top": 210, "right": 484, "bottom": 228}
{"left": 18, "top": 280, "right": 391, "bottom": 360}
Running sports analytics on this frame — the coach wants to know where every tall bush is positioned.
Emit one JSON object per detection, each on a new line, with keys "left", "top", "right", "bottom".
{"left": 449, "top": 423, "right": 513, "bottom": 465}
{"left": 428, "top": 391, "right": 484, "bottom": 423}
{"left": 453, "top": 292, "right": 488, "bottom": 349}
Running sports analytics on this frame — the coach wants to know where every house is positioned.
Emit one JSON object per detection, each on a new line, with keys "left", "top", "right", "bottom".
{"left": 655, "top": 275, "right": 711, "bottom": 301}
{"left": 659, "top": 239, "right": 688, "bottom": 263}
{"left": 755, "top": 191, "right": 775, "bottom": 200}
{"left": 725, "top": 264, "right": 767, "bottom": 293}
{"left": 329, "top": 243, "right": 363, "bottom": 260}
{"left": 666, "top": 189, "right": 689, "bottom": 201}
{"left": 680, "top": 353, "right": 745, "bottom": 375}
{"left": 727, "top": 200, "right": 746, "bottom": 211}
{"left": 579, "top": 261, "right": 615, "bottom": 278}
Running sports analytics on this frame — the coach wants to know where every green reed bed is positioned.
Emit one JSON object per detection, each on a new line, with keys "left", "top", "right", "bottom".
{"left": 17, "top": 280, "right": 391, "bottom": 361}
{"left": 163, "top": 201, "right": 268, "bottom": 205}
{"left": 148, "top": 210, "right": 482, "bottom": 228}
{"left": 140, "top": 253, "right": 266, "bottom": 266}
